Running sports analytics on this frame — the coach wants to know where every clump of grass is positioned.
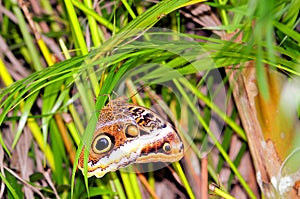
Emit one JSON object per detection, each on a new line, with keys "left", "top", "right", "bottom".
{"left": 0, "top": 0, "right": 299, "bottom": 198}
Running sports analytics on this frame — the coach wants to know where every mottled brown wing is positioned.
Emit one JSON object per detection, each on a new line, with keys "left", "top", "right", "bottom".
{"left": 78, "top": 98, "right": 184, "bottom": 178}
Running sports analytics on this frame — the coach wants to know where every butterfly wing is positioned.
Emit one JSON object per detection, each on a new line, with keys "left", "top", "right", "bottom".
{"left": 78, "top": 98, "right": 184, "bottom": 178}
{"left": 128, "top": 105, "right": 184, "bottom": 163}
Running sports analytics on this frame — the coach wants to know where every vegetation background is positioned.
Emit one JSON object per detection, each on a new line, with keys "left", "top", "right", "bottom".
{"left": 0, "top": 0, "right": 299, "bottom": 198}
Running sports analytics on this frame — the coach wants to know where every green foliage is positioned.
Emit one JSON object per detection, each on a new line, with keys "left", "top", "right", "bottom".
{"left": 0, "top": 0, "right": 299, "bottom": 198}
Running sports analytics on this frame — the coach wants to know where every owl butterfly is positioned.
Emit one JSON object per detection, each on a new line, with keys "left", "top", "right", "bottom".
{"left": 78, "top": 97, "right": 184, "bottom": 178}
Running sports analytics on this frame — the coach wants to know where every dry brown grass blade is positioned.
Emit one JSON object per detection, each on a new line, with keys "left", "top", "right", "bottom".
{"left": 137, "top": 172, "right": 159, "bottom": 199}
{"left": 181, "top": 148, "right": 202, "bottom": 198}
{"left": 15, "top": 129, "right": 35, "bottom": 198}
{"left": 201, "top": 155, "right": 208, "bottom": 198}
{"left": 4, "top": 166, "right": 46, "bottom": 199}
{"left": 55, "top": 113, "right": 76, "bottom": 165}
{"left": 43, "top": 169, "right": 60, "bottom": 199}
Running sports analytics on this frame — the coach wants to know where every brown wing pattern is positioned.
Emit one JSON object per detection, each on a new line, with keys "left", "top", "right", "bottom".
{"left": 78, "top": 98, "right": 184, "bottom": 178}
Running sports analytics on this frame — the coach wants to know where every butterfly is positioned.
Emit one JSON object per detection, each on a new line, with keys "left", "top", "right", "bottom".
{"left": 78, "top": 97, "right": 184, "bottom": 178}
